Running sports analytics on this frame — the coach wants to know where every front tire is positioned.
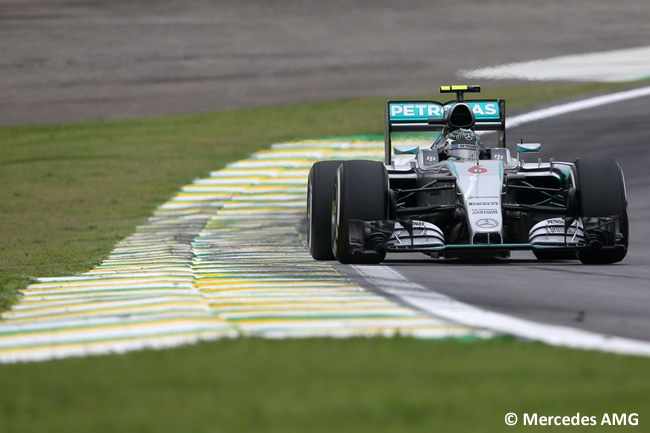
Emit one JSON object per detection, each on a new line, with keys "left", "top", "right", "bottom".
{"left": 332, "top": 160, "right": 389, "bottom": 264}
{"left": 575, "top": 158, "right": 628, "bottom": 264}
{"left": 307, "top": 160, "right": 343, "bottom": 260}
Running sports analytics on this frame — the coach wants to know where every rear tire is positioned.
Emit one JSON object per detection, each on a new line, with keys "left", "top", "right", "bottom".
{"left": 575, "top": 158, "right": 628, "bottom": 264}
{"left": 307, "top": 161, "right": 343, "bottom": 260}
{"left": 333, "top": 160, "right": 389, "bottom": 264}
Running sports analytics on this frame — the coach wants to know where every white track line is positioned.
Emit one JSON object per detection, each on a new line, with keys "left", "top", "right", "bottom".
{"left": 461, "top": 46, "right": 650, "bottom": 82}
{"left": 353, "top": 265, "right": 650, "bottom": 356}
{"left": 507, "top": 85, "right": 650, "bottom": 129}
{"left": 357, "top": 85, "right": 650, "bottom": 357}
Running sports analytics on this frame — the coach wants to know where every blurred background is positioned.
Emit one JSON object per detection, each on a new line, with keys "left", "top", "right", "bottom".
{"left": 1, "top": 0, "right": 649, "bottom": 126}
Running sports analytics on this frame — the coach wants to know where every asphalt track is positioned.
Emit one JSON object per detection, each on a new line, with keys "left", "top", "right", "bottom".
{"left": 2, "top": 0, "right": 650, "bottom": 125}
{"left": 344, "top": 92, "right": 650, "bottom": 342}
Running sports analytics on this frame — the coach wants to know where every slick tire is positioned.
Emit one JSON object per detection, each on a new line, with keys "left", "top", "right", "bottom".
{"left": 307, "top": 160, "right": 343, "bottom": 260}
{"left": 332, "top": 160, "right": 389, "bottom": 264}
{"left": 575, "top": 158, "right": 629, "bottom": 264}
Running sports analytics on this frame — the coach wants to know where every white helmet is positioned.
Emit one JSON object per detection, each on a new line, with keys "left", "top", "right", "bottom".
{"left": 443, "top": 129, "right": 481, "bottom": 160}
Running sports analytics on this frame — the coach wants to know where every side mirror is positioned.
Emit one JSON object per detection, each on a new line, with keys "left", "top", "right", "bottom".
{"left": 516, "top": 142, "right": 542, "bottom": 153}
{"left": 394, "top": 144, "right": 420, "bottom": 155}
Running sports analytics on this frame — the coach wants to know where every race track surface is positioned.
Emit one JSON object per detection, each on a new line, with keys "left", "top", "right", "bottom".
{"left": 2, "top": 0, "right": 649, "bottom": 125}
{"left": 344, "top": 92, "right": 650, "bottom": 342}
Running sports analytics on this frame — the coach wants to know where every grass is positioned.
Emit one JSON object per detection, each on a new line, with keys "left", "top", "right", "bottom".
{"left": 0, "top": 81, "right": 639, "bottom": 309}
{"left": 0, "top": 338, "right": 648, "bottom": 433}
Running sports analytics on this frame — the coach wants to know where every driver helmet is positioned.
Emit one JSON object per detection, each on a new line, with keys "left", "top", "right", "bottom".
{"left": 443, "top": 128, "right": 482, "bottom": 160}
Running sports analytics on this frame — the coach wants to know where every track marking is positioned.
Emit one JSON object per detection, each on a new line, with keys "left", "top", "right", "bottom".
{"left": 352, "top": 265, "right": 650, "bottom": 357}
{"left": 461, "top": 46, "right": 650, "bottom": 82}
{"left": 0, "top": 140, "right": 479, "bottom": 363}
{"left": 506, "top": 85, "right": 650, "bottom": 129}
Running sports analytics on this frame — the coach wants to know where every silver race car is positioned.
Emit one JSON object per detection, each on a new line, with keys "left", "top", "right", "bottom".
{"left": 307, "top": 85, "right": 628, "bottom": 265}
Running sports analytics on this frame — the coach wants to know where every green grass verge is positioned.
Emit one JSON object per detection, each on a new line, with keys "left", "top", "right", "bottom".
{"left": 0, "top": 81, "right": 639, "bottom": 309}
{"left": 0, "top": 338, "right": 648, "bottom": 433}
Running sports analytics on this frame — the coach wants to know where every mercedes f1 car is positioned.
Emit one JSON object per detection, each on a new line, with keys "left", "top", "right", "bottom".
{"left": 307, "top": 85, "right": 628, "bottom": 265}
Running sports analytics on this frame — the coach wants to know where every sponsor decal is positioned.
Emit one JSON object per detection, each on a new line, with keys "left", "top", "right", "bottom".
{"left": 472, "top": 209, "right": 498, "bottom": 215}
{"left": 469, "top": 201, "right": 499, "bottom": 206}
{"left": 468, "top": 166, "right": 487, "bottom": 174}
{"left": 424, "top": 154, "right": 438, "bottom": 163}
{"left": 467, "top": 195, "right": 499, "bottom": 199}
{"left": 445, "top": 102, "right": 500, "bottom": 120}
{"left": 451, "top": 130, "right": 477, "bottom": 141}
{"left": 389, "top": 103, "right": 445, "bottom": 120}
{"left": 389, "top": 102, "right": 500, "bottom": 121}
{"left": 476, "top": 218, "right": 499, "bottom": 228}
{"left": 471, "top": 102, "right": 498, "bottom": 118}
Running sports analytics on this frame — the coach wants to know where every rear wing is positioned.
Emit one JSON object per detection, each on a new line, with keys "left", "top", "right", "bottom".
{"left": 384, "top": 99, "right": 506, "bottom": 164}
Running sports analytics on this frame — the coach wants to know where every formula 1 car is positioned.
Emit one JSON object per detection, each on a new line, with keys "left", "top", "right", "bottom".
{"left": 307, "top": 85, "right": 628, "bottom": 264}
